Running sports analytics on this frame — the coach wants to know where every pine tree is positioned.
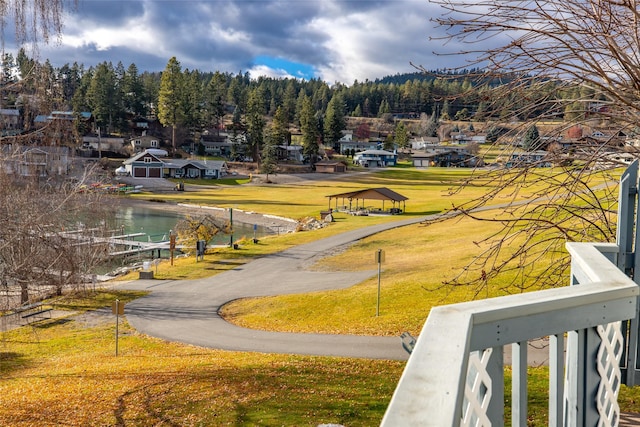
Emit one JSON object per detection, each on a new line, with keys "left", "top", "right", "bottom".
{"left": 158, "top": 56, "right": 184, "bottom": 152}
{"left": 522, "top": 124, "right": 541, "bottom": 151}
{"left": 261, "top": 129, "right": 278, "bottom": 181}
{"left": 324, "top": 93, "right": 346, "bottom": 152}
{"left": 246, "top": 86, "right": 266, "bottom": 162}
{"left": 395, "top": 121, "right": 409, "bottom": 149}
{"left": 205, "top": 71, "right": 227, "bottom": 134}
{"left": 122, "top": 63, "right": 146, "bottom": 117}
{"left": 300, "top": 95, "right": 319, "bottom": 164}
{"left": 87, "top": 61, "right": 117, "bottom": 134}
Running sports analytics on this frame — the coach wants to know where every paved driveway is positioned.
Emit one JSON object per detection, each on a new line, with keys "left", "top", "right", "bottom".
{"left": 118, "top": 216, "right": 428, "bottom": 361}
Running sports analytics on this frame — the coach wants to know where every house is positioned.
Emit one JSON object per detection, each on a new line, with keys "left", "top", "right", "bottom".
{"left": 506, "top": 151, "right": 552, "bottom": 167}
{"left": 412, "top": 148, "right": 483, "bottom": 168}
{"left": 340, "top": 140, "right": 380, "bottom": 154}
{"left": 411, "top": 137, "right": 440, "bottom": 150}
{"left": 163, "top": 159, "right": 228, "bottom": 179}
{"left": 276, "top": 145, "right": 304, "bottom": 162}
{"left": 339, "top": 130, "right": 354, "bottom": 143}
{"left": 353, "top": 149, "right": 398, "bottom": 167}
{"left": 33, "top": 111, "right": 92, "bottom": 146}
{"left": 0, "top": 109, "right": 20, "bottom": 130}
{"left": 595, "top": 152, "right": 638, "bottom": 168}
{"left": 82, "top": 135, "right": 126, "bottom": 155}
{"left": 122, "top": 150, "right": 228, "bottom": 179}
{"left": 1, "top": 145, "right": 71, "bottom": 176}
{"left": 450, "top": 132, "right": 487, "bottom": 145}
{"left": 130, "top": 134, "right": 162, "bottom": 153}
{"left": 315, "top": 159, "right": 347, "bottom": 173}
{"left": 123, "top": 150, "right": 165, "bottom": 178}
{"left": 33, "top": 111, "right": 91, "bottom": 127}
{"left": 129, "top": 116, "right": 150, "bottom": 136}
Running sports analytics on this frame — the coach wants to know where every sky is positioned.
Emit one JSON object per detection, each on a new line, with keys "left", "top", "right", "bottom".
{"left": 24, "top": 0, "right": 468, "bottom": 84}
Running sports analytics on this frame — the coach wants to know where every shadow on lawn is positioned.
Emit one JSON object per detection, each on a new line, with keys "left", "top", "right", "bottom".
{"left": 33, "top": 318, "right": 72, "bottom": 329}
{"left": 0, "top": 351, "right": 32, "bottom": 373}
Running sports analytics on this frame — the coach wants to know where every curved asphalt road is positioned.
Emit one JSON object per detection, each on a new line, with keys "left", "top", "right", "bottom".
{"left": 118, "top": 216, "right": 432, "bottom": 361}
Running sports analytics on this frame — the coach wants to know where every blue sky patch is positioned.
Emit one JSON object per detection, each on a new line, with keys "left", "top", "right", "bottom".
{"left": 253, "top": 55, "right": 317, "bottom": 80}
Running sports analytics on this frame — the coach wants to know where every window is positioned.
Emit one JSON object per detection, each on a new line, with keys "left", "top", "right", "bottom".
{"left": 151, "top": 140, "right": 158, "bottom": 147}
{"left": 144, "top": 157, "right": 152, "bottom": 163}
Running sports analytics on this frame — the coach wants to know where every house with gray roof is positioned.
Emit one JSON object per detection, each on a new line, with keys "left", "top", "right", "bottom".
{"left": 122, "top": 150, "right": 228, "bottom": 179}
{"left": 163, "top": 158, "right": 228, "bottom": 179}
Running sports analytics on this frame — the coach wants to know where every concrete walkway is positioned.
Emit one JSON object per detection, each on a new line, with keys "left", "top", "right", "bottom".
{"left": 118, "top": 216, "right": 428, "bottom": 360}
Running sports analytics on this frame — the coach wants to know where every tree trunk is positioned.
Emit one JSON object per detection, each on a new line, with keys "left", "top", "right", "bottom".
{"left": 172, "top": 125, "right": 176, "bottom": 152}
{"left": 20, "top": 281, "right": 29, "bottom": 304}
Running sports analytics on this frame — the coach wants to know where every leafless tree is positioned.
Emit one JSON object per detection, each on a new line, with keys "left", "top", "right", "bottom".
{"left": 420, "top": 0, "right": 640, "bottom": 295}
{"left": 174, "top": 214, "right": 229, "bottom": 256}
{"left": 1, "top": 0, "right": 73, "bottom": 47}
{"left": 0, "top": 148, "right": 114, "bottom": 306}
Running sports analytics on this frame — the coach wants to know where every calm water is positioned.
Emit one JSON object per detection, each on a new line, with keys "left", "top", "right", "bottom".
{"left": 115, "top": 206, "right": 270, "bottom": 244}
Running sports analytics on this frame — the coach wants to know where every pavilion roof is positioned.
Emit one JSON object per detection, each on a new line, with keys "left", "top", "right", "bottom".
{"left": 327, "top": 187, "right": 408, "bottom": 202}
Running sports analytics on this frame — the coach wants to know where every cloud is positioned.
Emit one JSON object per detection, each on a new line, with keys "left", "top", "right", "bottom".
{"left": 25, "top": 0, "right": 470, "bottom": 83}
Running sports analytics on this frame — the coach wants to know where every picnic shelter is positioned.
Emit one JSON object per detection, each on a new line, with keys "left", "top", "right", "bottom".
{"left": 326, "top": 187, "right": 408, "bottom": 215}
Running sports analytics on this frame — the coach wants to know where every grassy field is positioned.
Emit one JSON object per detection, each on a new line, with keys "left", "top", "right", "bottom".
{"left": 2, "top": 166, "right": 638, "bottom": 426}
{"left": 130, "top": 167, "right": 522, "bottom": 220}
{"left": 0, "top": 290, "right": 404, "bottom": 426}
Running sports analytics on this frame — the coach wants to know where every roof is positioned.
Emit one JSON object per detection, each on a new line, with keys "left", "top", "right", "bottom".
{"left": 355, "top": 149, "right": 396, "bottom": 156}
{"left": 316, "top": 159, "right": 347, "bottom": 165}
{"left": 123, "top": 150, "right": 164, "bottom": 164}
{"left": 163, "top": 159, "right": 228, "bottom": 170}
{"left": 327, "top": 187, "right": 408, "bottom": 202}
{"left": 123, "top": 150, "right": 228, "bottom": 170}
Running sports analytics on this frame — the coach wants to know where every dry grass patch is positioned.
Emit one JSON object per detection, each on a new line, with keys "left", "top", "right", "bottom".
{"left": 220, "top": 213, "right": 520, "bottom": 336}
{"left": 0, "top": 292, "right": 404, "bottom": 426}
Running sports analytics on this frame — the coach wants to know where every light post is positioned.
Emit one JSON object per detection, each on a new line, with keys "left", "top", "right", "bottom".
{"left": 376, "top": 249, "right": 385, "bottom": 316}
{"left": 169, "top": 229, "right": 176, "bottom": 266}
{"left": 229, "top": 207, "right": 234, "bottom": 248}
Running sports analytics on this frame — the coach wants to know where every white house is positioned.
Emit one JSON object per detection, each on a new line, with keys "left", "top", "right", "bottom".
{"left": 353, "top": 149, "right": 398, "bottom": 167}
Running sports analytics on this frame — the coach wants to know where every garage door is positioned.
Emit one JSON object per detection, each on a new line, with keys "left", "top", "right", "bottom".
{"left": 133, "top": 167, "right": 146, "bottom": 177}
{"left": 148, "top": 168, "right": 161, "bottom": 178}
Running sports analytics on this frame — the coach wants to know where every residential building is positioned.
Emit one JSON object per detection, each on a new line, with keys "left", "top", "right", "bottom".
{"left": 82, "top": 135, "right": 127, "bottom": 156}
{"left": 131, "top": 134, "right": 162, "bottom": 153}
{"left": 315, "top": 159, "right": 347, "bottom": 173}
{"left": 353, "top": 149, "right": 397, "bottom": 167}
{"left": 0, "top": 109, "right": 20, "bottom": 130}
{"left": 506, "top": 150, "right": 552, "bottom": 167}
{"left": 276, "top": 145, "right": 304, "bottom": 163}
{"left": 412, "top": 146, "right": 483, "bottom": 168}
{"left": 122, "top": 150, "right": 228, "bottom": 179}
{"left": 1, "top": 145, "right": 71, "bottom": 176}
{"left": 163, "top": 159, "right": 228, "bottom": 179}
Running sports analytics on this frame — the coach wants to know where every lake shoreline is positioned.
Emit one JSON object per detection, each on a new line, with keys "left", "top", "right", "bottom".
{"left": 113, "top": 196, "right": 299, "bottom": 234}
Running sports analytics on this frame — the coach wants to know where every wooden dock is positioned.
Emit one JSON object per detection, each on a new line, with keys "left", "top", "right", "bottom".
{"left": 60, "top": 230, "right": 176, "bottom": 258}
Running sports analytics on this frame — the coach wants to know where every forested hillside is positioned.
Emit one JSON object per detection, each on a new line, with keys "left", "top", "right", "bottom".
{"left": 1, "top": 50, "right": 579, "bottom": 141}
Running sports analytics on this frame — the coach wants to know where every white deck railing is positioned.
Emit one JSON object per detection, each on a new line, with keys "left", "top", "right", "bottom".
{"left": 382, "top": 241, "right": 639, "bottom": 426}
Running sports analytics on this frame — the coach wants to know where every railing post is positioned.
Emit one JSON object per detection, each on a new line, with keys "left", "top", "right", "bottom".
{"left": 512, "top": 341, "right": 528, "bottom": 427}
{"left": 549, "top": 333, "right": 564, "bottom": 427}
{"left": 566, "top": 247, "right": 610, "bottom": 426}
{"left": 486, "top": 347, "right": 504, "bottom": 423}
{"left": 616, "top": 160, "right": 637, "bottom": 276}
{"left": 616, "top": 160, "right": 640, "bottom": 386}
